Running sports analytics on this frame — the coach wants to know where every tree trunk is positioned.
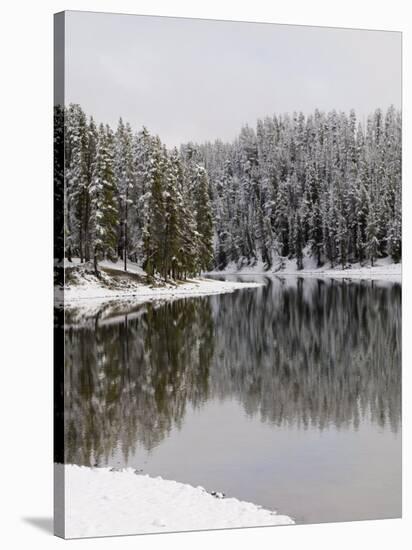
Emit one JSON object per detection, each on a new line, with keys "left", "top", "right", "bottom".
{"left": 79, "top": 227, "right": 84, "bottom": 263}
{"left": 317, "top": 247, "right": 322, "bottom": 268}
{"left": 84, "top": 196, "right": 90, "bottom": 262}
{"left": 94, "top": 249, "right": 99, "bottom": 277}
{"left": 124, "top": 188, "right": 128, "bottom": 272}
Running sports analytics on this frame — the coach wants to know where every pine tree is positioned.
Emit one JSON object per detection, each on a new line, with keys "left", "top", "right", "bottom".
{"left": 275, "top": 179, "right": 290, "bottom": 257}
{"left": 115, "top": 119, "right": 135, "bottom": 271}
{"left": 193, "top": 165, "right": 214, "bottom": 272}
{"left": 65, "top": 104, "right": 89, "bottom": 262}
{"left": 337, "top": 213, "right": 349, "bottom": 268}
{"left": 131, "top": 127, "right": 154, "bottom": 265}
{"left": 84, "top": 117, "right": 98, "bottom": 262}
{"left": 89, "top": 124, "right": 119, "bottom": 275}
{"left": 54, "top": 105, "right": 65, "bottom": 263}
{"left": 63, "top": 106, "right": 401, "bottom": 276}
{"left": 365, "top": 206, "right": 380, "bottom": 267}
{"left": 173, "top": 150, "right": 198, "bottom": 278}
{"left": 142, "top": 136, "right": 166, "bottom": 278}
{"left": 294, "top": 213, "right": 304, "bottom": 270}
{"left": 387, "top": 191, "right": 401, "bottom": 263}
{"left": 309, "top": 202, "right": 323, "bottom": 267}
{"left": 162, "top": 149, "right": 182, "bottom": 279}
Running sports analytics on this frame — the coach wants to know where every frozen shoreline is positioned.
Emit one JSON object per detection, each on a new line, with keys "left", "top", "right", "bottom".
{"left": 60, "top": 464, "right": 293, "bottom": 538}
{"left": 207, "top": 258, "right": 401, "bottom": 282}
{"left": 60, "top": 257, "right": 401, "bottom": 310}
{"left": 63, "top": 276, "right": 263, "bottom": 306}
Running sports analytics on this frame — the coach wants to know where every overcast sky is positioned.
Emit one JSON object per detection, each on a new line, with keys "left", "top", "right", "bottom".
{"left": 65, "top": 11, "right": 401, "bottom": 148}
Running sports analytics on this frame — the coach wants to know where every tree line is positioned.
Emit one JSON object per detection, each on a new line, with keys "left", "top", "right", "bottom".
{"left": 60, "top": 104, "right": 213, "bottom": 279}
{"left": 194, "top": 106, "right": 401, "bottom": 269}
{"left": 59, "top": 104, "right": 401, "bottom": 278}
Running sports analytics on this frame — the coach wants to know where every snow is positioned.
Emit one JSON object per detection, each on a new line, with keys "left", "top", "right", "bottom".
{"left": 277, "top": 256, "right": 401, "bottom": 281}
{"left": 61, "top": 259, "right": 263, "bottom": 307}
{"left": 208, "top": 256, "right": 401, "bottom": 282}
{"left": 99, "top": 258, "right": 146, "bottom": 275}
{"left": 60, "top": 464, "right": 293, "bottom": 539}
{"left": 287, "top": 263, "right": 401, "bottom": 281}
{"left": 64, "top": 277, "right": 262, "bottom": 305}
{"left": 60, "top": 255, "right": 400, "bottom": 312}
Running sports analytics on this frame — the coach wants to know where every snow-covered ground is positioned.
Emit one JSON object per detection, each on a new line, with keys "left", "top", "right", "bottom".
{"left": 59, "top": 255, "right": 400, "bottom": 310}
{"left": 99, "top": 258, "right": 146, "bottom": 275}
{"left": 63, "top": 258, "right": 145, "bottom": 274}
{"left": 208, "top": 256, "right": 401, "bottom": 282}
{"left": 60, "top": 464, "right": 293, "bottom": 538}
{"left": 64, "top": 275, "right": 262, "bottom": 305}
{"left": 61, "top": 259, "right": 263, "bottom": 306}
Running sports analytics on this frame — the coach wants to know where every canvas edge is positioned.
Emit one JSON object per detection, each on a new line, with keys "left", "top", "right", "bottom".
{"left": 53, "top": 10, "right": 66, "bottom": 540}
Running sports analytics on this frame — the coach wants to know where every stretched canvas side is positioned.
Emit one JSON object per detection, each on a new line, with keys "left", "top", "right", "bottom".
{"left": 53, "top": 10, "right": 65, "bottom": 539}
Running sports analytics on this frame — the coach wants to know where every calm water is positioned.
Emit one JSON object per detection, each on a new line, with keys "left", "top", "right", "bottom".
{"left": 64, "top": 276, "right": 401, "bottom": 524}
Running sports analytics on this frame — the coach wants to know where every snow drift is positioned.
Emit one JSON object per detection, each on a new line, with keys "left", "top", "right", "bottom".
{"left": 60, "top": 464, "right": 294, "bottom": 538}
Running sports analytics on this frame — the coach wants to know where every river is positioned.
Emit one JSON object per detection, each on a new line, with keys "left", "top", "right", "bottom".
{"left": 62, "top": 275, "right": 401, "bottom": 524}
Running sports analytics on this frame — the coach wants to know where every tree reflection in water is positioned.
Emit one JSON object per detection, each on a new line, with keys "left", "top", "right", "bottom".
{"left": 63, "top": 277, "right": 401, "bottom": 467}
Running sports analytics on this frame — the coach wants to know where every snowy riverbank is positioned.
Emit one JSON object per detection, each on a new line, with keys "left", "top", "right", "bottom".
{"left": 59, "top": 464, "right": 293, "bottom": 538}
{"left": 59, "top": 256, "right": 401, "bottom": 310}
{"left": 61, "top": 259, "right": 263, "bottom": 306}
{"left": 280, "top": 262, "right": 401, "bottom": 281}
{"left": 64, "top": 277, "right": 262, "bottom": 305}
{"left": 208, "top": 257, "right": 401, "bottom": 282}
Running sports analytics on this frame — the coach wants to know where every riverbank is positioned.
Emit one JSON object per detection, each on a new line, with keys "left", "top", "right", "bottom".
{"left": 59, "top": 256, "right": 401, "bottom": 310}
{"left": 60, "top": 259, "right": 263, "bottom": 306}
{"left": 207, "top": 257, "right": 401, "bottom": 282}
{"left": 59, "top": 464, "right": 293, "bottom": 538}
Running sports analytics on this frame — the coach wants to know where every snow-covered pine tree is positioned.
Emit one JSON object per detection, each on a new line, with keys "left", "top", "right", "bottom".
{"left": 83, "top": 116, "right": 98, "bottom": 262}
{"left": 365, "top": 205, "right": 380, "bottom": 267}
{"left": 387, "top": 190, "right": 401, "bottom": 263}
{"left": 115, "top": 119, "right": 135, "bottom": 271}
{"left": 162, "top": 148, "right": 183, "bottom": 279}
{"left": 192, "top": 165, "right": 214, "bottom": 272}
{"left": 238, "top": 125, "right": 259, "bottom": 264}
{"left": 309, "top": 202, "right": 323, "bottom": 267}
{"left": 171, "top": 149, "right": 199, "bottom": 278}
{"left": 274, "top": 179, "right": 290, "bottom": 257}
{"left": 383, "top": 105, "right": 402, "bottom": 262}
{"left": 323, "top": 191, "right": 338, "bottom": 267}
{"left": 63, "top": 106, "right": 401, "bottom": 275}
{"left": 142, "top": 136, "right": 166, "bottom": 278}
{"left": 54, "top": 105, "right": 65, "bottom": 263}
{"left": 337, "top": 213, "right": 349, "bottom": 269}
{"left": 131, "top": 126, "right": 153, "bottom": 264}
{"left": 293, "top": 212, "right": 304, "bottom": 270}
{"left": 89, "top": 124, "right": 119, "bottom": 275}
{"left": 65, "top": 104, "right": 89, "bottom": 262}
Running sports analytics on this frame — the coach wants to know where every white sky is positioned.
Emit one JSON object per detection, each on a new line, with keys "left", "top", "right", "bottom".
{"left": 65, "top": 11, "right": 401, "bottom": 148}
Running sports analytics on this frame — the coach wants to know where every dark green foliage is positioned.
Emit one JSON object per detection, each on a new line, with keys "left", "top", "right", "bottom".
{"left": 90, "top": 124, "right": 119, "bottom": 272}
{"left": 192, "top": 166, "right": 214, "bottom": 272}
{"left": 196, "top": 107, "right": 401, "bottom": 269}
{"left": 63, "top": 104, "right": 401, "bottom": 277}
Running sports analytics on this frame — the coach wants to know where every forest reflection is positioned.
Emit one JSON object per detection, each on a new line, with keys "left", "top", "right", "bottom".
{"left": 63, "top": 277, "right": 401, "bottom": 466}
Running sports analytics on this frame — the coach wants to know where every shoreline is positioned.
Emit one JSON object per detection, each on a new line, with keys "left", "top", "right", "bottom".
{"left": 207, "top": 261, "right": 401, "bottom": 283}
{"left": 60, "top": 259, "right": 401, "bottom": 309}
{"left": 60, "top": 464, "right": 293, "bottom": 538}
{"left": 62, "top": 277, "right": 263, "bottom": 307}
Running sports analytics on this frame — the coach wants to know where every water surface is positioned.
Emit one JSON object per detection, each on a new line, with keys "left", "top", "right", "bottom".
{"left": 64, "top": 276, "right": 401, "bottom": 524}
